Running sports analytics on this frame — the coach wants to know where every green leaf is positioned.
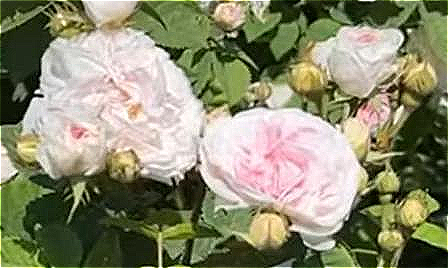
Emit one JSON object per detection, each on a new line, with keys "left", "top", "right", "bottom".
{"left": 0, "top": 173, "right": 53, "bottom": 240}
{"left": 270, "top": 22, "right": 300, "bottom": 61}
{"left": 306, "top": 18, "right": 341, "bottom": 41}
{"left": 1, "top": 4, "right": 49, "bottom": 34}
{"left": 421, "top": 12, "right": 447, "bottom": 64}
{"left": 190, "top": 236, "right": 228, "bottom": 264}
{"left": 131, "top": 2, "right": 211, "bottom": 49}
{"left": 35, "top": 223, "right": 83, "bottom": 267}
{"left": 163, "top": 239, "right": 186, "bottom": 260}
{"left": 412, "top": 222, "right": 447, "bottom": 251}
{"left": 320, "top": 244, "right": 358, "bottom": 267}
{"left": 214, "top": 59, "right": 251, "bottom": 105}
{"left": 84, "top": 230, "right": 122, "bottom": 267}
{"left": 360, "top": 205, "right": 384, "bottom": 218}
{"left": 384, "top": 2, "right": 417, "bottom": 27}
{"left": 144, "top": 208, "right": 193, "bottom": 227}
{"left": 1, "top": 237, "right": 43, "bottom": 267}
{"left": 328, "top": 7, "right": 353, "bottom": 25}
{"left": 202, "top": 191, "right": 254, "bottom": 240}
{"left": 102, "top": 216, "right": 159, "bottom": 240}
{"left": 243, "top": 13, "right": 282, "bottom": 43}
{"left": 162, "top": 223, "right": 196, "bottom": 240}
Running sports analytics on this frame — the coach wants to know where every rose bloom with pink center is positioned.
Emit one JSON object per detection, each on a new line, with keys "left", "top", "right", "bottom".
{"left": 356, "top": 93, "right": 392, "bottom": 132}
{"left": 199, "top": 108, "right": 360, "bottom": 250}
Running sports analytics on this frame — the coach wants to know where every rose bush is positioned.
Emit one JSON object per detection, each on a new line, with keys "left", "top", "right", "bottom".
{"left": 200, "top": 108, "right": 360, "bottom": 250}
{"left": 311, "top": 26, "right": 404, "bottom": 98}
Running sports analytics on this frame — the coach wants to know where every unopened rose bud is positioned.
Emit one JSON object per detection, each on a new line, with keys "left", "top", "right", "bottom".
{"left": 357, "top": 167, "right": 369, "bottom": 194}
{"left": 377, "top": 229, "right": 404, "bottom": 252}
{"left": 342, "top": 118, "right": 370, "bottom": 161}
{"left": 376, "top": 169, "right": 400, "bottom": 194}
{"left": 82, "top": 0, "right": 138, "bottom": 27}
{"left": 399, "top": 198, "right": 427, "bottom": 228}
{"left": 400, "top": 90, "right": 424, "bottom": 110}
{"left": 248, "top": 212, "right": 290, "bottom": 250}
{"left": 212, "top": 2, "right": 247, "bottom": 32}
{"left": 288, "top": 62, "right": 327, "bottom": 95}
{"left": 16, "top": 134, "right": 40, "bottom": 164}
{"left": 106, "top": 149, "right": 140, "bottom": 183}
{"left": 245, "top": 81, "right": 272, "bottom": 103}
{"left": 401, "top": 54, "right": 438, "bottom": 96}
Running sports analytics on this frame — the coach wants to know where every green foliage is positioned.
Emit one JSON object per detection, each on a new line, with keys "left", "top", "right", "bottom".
{"left": 83, "top": 229, "right": 122, "bottom": 267}
{"left": 1, "top": 173, "right": 53, "bottom": 241}
{"left": 35, "top": 223, "right": 83, "bottom": 267}
{"left": 306, "top": 18, "right": 341, "bottom": 42}
{"left": 243, "top": 13, "right": 282, "bottom": 43}
{"left": 411, "top": 222, "right": 448, "bottom": 251}
{"left": 320, "top": 244, "right": 359, "bottom": 267}
{"left": 1, "top": 237, "right": 43, "bottom": 267}
{"left": 131, "top": 2, "right": 212, "bottom": 49}
{"left": 1, "top": 4, "right": 49, "bottom": 35}
{"left": 270, "top": 22, "right": 300, "bottom": 60}
{"left": 214, "top": 59, "right": 252, "bottom": 106}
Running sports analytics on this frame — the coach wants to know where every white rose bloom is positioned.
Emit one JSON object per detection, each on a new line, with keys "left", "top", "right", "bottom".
{"left": 39, "top": 29, "right": 203, "bottom": 183}
{"left": 23, "top": 99, "right": 107, "bottom": 179}
{"left": 1, "top": 143, "right": 17, "bottom": 183}
{"left": 200, "top": 108, "right": 360, "bottom": 250}
{"left": 82, "top": 0, "right": 138, "bottom": 27}
{"left": 311, "top": 26, "right": 404, "bottom": 98}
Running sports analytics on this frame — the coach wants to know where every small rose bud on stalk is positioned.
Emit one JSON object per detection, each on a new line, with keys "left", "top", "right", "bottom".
{"left": 245, "top": 81, "right": 273, "bottom": 105}
{"left": 341, "top": 118, "right": 370, "bottom": 161}
{"left": 377, "top": 229, "right": 405, "bottom": 252}
{"left": 376, "top": 168, "right": 400, "bottom": 204}
{"left": 288, "top": 62, "right": 328, "bottom": 97}
{"left": 212, "top": 2, "right": 247, "bottom": 32}
{"left": 16, "top": 133, "right": 40, "bottom": 165}
{"left": 399, "top": 198, "right": 427, "bottom": 228}
{"left": 106, "top": 149, "right": 141, "bottom": 183}
{"left": 357, "top": 166, "right": 369, "bottom": 194}
{"left": 248, "top": 212, "right": 290, "bottom": 250}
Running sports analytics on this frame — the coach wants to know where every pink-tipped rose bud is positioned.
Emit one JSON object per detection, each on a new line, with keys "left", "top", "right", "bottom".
{"left": 356, "top": 93, "right": 391, "bottom": 132}
{"left": 212, "top": 2, "right": 247, "bottom": 32}
{"left": 82, "top": 0, "right": 138, "bottom": 27}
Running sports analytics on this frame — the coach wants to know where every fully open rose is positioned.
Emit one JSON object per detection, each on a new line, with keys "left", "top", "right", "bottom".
{"left": 199, "top": 108, "right": 360, "bottom": 250}
{"left": 312, "top": 26, "right": 404, "bottom": 98}
{"left": 30, "top": 28, "right": 203, "bottom": 183}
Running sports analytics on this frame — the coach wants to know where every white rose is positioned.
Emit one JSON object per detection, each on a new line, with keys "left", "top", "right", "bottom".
{"left": 39, "top": 29, "right": 203, "bottom": 184}
{"left": 1, "top": 143, "right": 17, "bottom": 183}
{"left": 199, "top": 108, "right": 360, "bottom": 250}
{"left": 82, "top": 0, "right": 138, "bottom": 27}
{"left": 23, "top": 99, "right": 107, "bottom": 179}
{"left": 312, "top": 26, "right": 404, "bottom": 98}
{"left": 212, "top": 2, "right": 247, "bottom": 31}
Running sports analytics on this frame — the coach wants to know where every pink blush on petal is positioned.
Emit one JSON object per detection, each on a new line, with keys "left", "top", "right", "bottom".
{"left": 233, "top": 120, "right": 311, "bottom": 200}
{"left": 70, "top": 125, "right": 89, "bottom": 140}
{"left": 356, "top": 32, "right": 379, "bottom": 43}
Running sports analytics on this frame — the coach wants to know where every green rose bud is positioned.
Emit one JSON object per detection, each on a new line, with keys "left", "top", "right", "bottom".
{"left": 16, "top": 133, "right": 40, "bottom": 164}
{"left": 106, "top": 149, "right": 140, "bottom": 183}
{"left": 248, "top": 212, "right": 290, "bottom": 250}
{"left": 377, "top": 229, "right": 404, "bottom": 252}
{"left": 399, "top": 198, "right": 427, "bottom": 228}
{"left": 288, "top": 62, "right": 327, "bottom": 95}
{"left": 342, "top": 118, "right": 370, "bottom": 161}
{"left": 376, "top": 169, "right": 400, "bottom": 194}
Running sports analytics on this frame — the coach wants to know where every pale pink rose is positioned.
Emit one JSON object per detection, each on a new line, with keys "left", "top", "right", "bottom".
{"left": 23, "top": 99, "right": 107, "bottom": 179}
{"left": 199, "top": 108, "right": 360, "bottom": 250}
{"left": 39, "top": 29, "right": 203, "bottom": 183}
{"left": 82, "top": 0, "right": 138, "bottom": 27}
{"left": 356, "top": 93, "right": 391, "bottom": 131}
{"left": 311, "top": 26, "right": 404, "bottom": 98}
